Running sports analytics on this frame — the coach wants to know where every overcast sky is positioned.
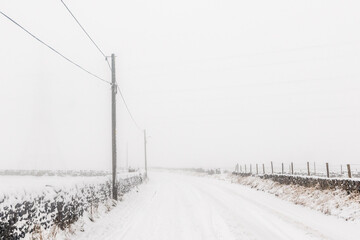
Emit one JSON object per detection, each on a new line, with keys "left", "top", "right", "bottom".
{"left": 1, "top": 0, "right": 360, "bottom": 171}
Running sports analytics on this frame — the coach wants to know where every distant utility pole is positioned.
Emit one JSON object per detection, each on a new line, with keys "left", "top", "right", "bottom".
{"left": 111, "top": 53, "right": 117, "bottom": 200}
{"left": 126, "top": 142, "right": 129, "bottom": 170}
{"left": 143, "top": 129, "right": 148, "bottom": 178}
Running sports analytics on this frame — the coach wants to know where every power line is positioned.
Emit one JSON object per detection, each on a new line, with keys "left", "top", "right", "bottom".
{"left": 116, "top": 85, "right": 142, "bottom": 131}
{"left": 0, "top": 10, "right": 111, "bottom": 85}
{"left": 60, "top": 0, "right": 141, "bottom": 128}
{"left": 2, "top": 9, "right": 141, "bottom": 129}
{"left": 60, "top": 0, "right": 112, "bottom": 70}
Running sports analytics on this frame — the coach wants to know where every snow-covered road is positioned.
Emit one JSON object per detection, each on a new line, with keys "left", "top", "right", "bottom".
{"left": 76, "top": 171, "right": 360, "bottom": 240}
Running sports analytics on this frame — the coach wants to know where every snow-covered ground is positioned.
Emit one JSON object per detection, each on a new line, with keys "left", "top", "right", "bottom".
{"left": 224, "top": 174, "right": 360, "bottom": 222}
{"left": 0, "top": 172, "right": 139, "bottom": 198}
{"left": 72, "top": 171, "right": 360, "bottom": 240}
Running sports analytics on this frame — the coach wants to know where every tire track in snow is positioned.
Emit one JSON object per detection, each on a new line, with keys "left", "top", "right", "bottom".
{"left": 193, "top": 179, "right": 326, "bottom": 240}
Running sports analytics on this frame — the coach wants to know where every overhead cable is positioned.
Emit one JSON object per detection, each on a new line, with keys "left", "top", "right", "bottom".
{"left": 0, "top": 10, "right": 110, "bottom": 84}
{"left": 117, "top": 85, "right": 142, "bottom": 131}
{"left": 60, "top": 0, "right": 112, "bottom": 70}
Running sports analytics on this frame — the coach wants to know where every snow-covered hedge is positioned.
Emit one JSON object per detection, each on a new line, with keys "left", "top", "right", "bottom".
{"left": 0, "top": 175, "right": 143, "bottom": 240}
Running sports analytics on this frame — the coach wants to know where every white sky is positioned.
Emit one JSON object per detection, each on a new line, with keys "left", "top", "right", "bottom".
{"left": 1, "top": 0, "right": 360, "bottom": 170}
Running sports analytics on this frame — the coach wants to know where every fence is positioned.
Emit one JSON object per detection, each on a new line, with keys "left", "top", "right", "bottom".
{"left": 234, "top": 162, "right": 360, "bottom": 179}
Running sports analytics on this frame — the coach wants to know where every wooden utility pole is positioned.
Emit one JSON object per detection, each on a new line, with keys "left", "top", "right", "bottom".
{"left": 126, "top": 142, "right": 129, "bottom": 170}
{"left": 111, "top": 54, "right": 117, "bottom": 200}
{"left": 144, "top": 129, "right": 148, "bottom": 178}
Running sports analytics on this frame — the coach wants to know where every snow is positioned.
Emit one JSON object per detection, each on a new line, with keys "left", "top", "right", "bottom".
{"left": 71, "top": 171, "right": 360, "bottom": 240}
{"left": 225, "top": 174, "right": 360, "bottom": 222}
{"left": 0, "top": 172, "right": 143, "bottom": 239}
{"left": 0, "top": 172, "right": 139, "bottom": 200}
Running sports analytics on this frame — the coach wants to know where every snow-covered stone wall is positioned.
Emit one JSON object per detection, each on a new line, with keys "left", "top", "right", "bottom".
{"left": 260, "top": 174, "right": 360, "bottom": 193}
{"left": 0, "top": 174, "right": 144, "bottom": 240}
{"left": 232, "top": 172, "right": 360, "bottom": 193}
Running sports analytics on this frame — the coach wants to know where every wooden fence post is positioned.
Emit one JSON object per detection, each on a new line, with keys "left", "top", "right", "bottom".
{"left": 347, "top": 164, "right": 352, "bottom": 178}
{"left": 271, "top": 161, "right": 274, "bottom": 174}
{"left": 263, "top": 164, "right": 265, "bottom": 174}
{"left": 245, "top": 164, "right": 247, "bottom": 173}
{"left": 326, "top": 163, "right": 330, "bottom": 178}
{"left": 240, "top": 165, "right": 242, "bottom": 173}
{"left": 282, "top": 163, "right": 284, "bottom": 174}
{"left": 250, "top": 164, "right": 252, "bottom": 174}
{"left": 291, "top": 162, "right": 294, "bottom": 175}
{"left": 341, "top": 165, "right": 343, "bottom": 175}
{"left": 256, "top": 164, "right": 258, "bottom": 175}
{"left": 307, "top": 162, "right": 310, "bottom": 176}
{"left": 314, "top": 162, "right": 316, "bottom": 175}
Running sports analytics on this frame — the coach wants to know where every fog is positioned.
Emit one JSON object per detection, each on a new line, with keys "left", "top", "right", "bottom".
{"left": 1, "top": 0, "right": 360, "bottom": 171}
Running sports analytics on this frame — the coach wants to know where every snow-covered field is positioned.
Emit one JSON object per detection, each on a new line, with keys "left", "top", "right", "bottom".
{"left": 71, "top": 171, "right": 360, "bottom": 240}
{"left": 0, "top": 175, "right": 107, "bottom": 196}
{"left": 0, "top": 172, "right": 140, "bottom": 202}
{"left": 0, "top": 171, "right": 139, "bottom": 195}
